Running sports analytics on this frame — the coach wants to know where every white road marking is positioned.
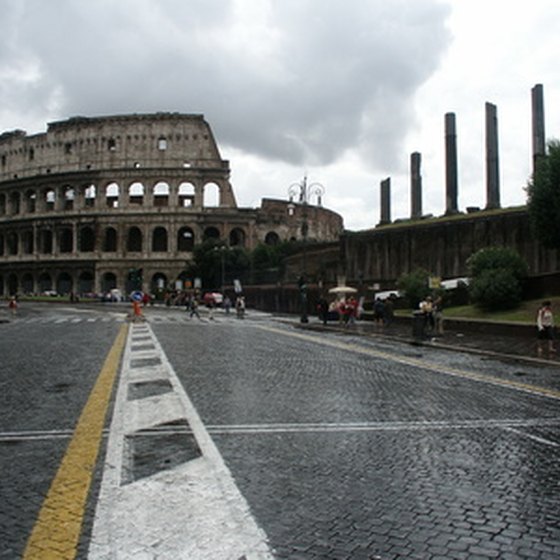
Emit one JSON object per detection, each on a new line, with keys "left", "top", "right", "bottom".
{"left": 89, "top": 323, "right": 273, "bottom": 560}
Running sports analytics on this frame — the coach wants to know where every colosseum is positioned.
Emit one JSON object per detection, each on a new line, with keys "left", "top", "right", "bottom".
{"left": 0, "top": 113, "right": 343, "bottom": 297}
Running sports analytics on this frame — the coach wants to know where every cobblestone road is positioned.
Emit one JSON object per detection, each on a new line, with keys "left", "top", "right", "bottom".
{"left": 1, "top": 303, "right": 560, "bottom": 559}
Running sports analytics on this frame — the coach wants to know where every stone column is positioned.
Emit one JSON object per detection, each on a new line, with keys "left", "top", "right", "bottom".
{"left": 532, "top": 83, "right": 546, "bottom": 173}
{"left": 485, "top": 102, "right": 500, "bottom": 210}
{"left": 445, "top": 113, "right": 459, "bottom": 214}
{"left": 410, "top": 152, "right": 422, "bottom": 219}
{"left": 379, "top": 177, "right": 391, "bottom": 225}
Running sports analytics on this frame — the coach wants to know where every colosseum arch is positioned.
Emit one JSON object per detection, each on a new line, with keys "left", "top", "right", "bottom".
{"left": 203, "top": 182, "right": 220, "bottom": 207}
{"left": 43, "top": 188, "right": 56, "bottom": 211}
{"left": 7, "top": 232, "right": 18, "bottom": 255}
{"left": 22, "top": 273, "right": 33, "bottom": 294}
{"left": 38, "top": 272, "right": 52, "bottom": 292}
{"left": 152, "top": 226, "right": 168, "bottom": 252}
{"left": 153, "top": 182, "right": 170, "bottom": 207}
{"left": 265, "top": 231, "right": 280, "bottom": 245}
{"left": 58, "top": 227, "right": 73, "bottom": 253}
{"left": 229, "top": 228, "right": 246, "bottom": 247}
{"left": 128, "top": 182, "right": 145, "bottom": 206}
{"left": 203, "top": 226, "right": 220, "bottom": 240}
{"left": 84, "top": 184, "right": 96, "bottom": 208}
{"left": 25, "top": 190, "right": 36, "bottom": 213}
{"left": 22, "top": 230, "right": 34, "bottom": 254}
{"left": 56, "top": 272, "right": 73, "bottom": 295}
{"left": 79, "top": 226, "right": 95, "bottom": 252}
{"left": 178, "top": 182, "right": 195, "bottom": 207}
{"left": 103, "top": 227, "right": 118, "bottom": 252}
{"left": 40, "top": 229, "right": 53, "bottom": 254}
{"left": 63, "top": 185, "right": 75, "bottom": 210}
{"left": 8, "top": 273, "right": 18, "bottom": 295}
{"left": 0, "top": 233, "right": 4, "bottom": 255}
{"left": 9, "top": 192, "right": 20, "bottom": 215}
{"left": 106, "top": 182, "right": 120, "bottom": 208}
{"left": 127, "top": 226, "right": 143, "bottom": 252}
{"left": 101, "top": 272, "right": 117, "bottom": 292}
{"left": 0, "top": 193, "right": 5, "bottom": 215}
{"left": 151, "top": 272, "right": 167, "bottom": 291}
{"left": 177, "top": 226, "right": 195, "bottom": 251}
{"left": 78, "top": 270, "right": 94, "bottom": 293}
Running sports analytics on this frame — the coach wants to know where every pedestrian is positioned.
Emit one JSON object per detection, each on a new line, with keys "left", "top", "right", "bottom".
{"left": 8, "top": 296, "right": 18, "bottom": 316}
{"left": 433, "top": 295, "right": 444, "bottom": 335}
{"left": 318, "top": 296, "right": 329, "bottom": 325}
{"left": 536, "top": 300, "right": 556, "bottom": 356}
{"left": 188, "top": 296, "right": 201, "bottom": 320}
{"left": 383, "top": 296, "right": 394, "bottom": 327}
{"left": 373, "top": 297, "right": 385, "bottom": 329}
{"left": 223, "top": 295, "right": 232, "bottom": 314}
{"left": 419, "top": 296, "right": 434, "bottom": 334}
{"left": 235, "top": 296, "right": 245, "bottom": 318}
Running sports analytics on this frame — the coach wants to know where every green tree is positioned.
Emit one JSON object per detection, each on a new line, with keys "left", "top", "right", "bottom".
{"left": 185, "top": 239, "right": 250, "bottom": 290}
{"left": 527, "top": 139, "right": 560, "bottom": 249}
{"left": 396, "top": 268, "right": 431, "bottom": 309}
{"left": 467, "top": 247, "right": 528, "bottom": 310}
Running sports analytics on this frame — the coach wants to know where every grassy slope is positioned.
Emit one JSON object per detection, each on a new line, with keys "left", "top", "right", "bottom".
{"left": 400, "top": 296, "right": 560, "bottom": 324}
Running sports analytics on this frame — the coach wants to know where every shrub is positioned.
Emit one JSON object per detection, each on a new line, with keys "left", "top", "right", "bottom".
{"left": 468, "top": 268, "right": 523, "bottom": 310}
{"left": 396, "top": 268, "right": 431, "bottom": 309}
{"left": 467, "top": 247, "right": 528, "bottom": 310}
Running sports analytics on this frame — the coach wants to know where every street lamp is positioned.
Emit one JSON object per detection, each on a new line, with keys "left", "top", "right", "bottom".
{"left": 287, "top": 176, "right": 325, "bottom": 323}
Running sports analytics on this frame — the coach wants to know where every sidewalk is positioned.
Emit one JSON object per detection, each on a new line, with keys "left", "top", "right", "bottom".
{"left": 298, "top": 314, "right": 560, "bottom": 366}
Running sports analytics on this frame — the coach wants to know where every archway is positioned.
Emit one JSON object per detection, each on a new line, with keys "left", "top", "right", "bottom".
{"left": 106, "top": 182, "right": 120, "bottom": 208}
{"left": 22, "top": 273, "right": 34, "bottom": 295}
{"left": 128, "top": 182, "right": 144, "bottom": 205}
{"left": 40, "top": 229, "right": 53, "bottom": 254}
{"left": 25, "top": 190, "right": 36, "bottom": 213}
{"left": 56, "top": 272, "right": 73, "bottom": 295}
{"left": 153, "top": 182, "right": 170, "bottom": 207}
{"left": 229, "top": 228, "right": 246, "bottom": 247}
{"left": 38, "top": 273, "right": 53, "bottom": 293}
{"left": 177, "top": 227, "right": 195, "bottom": 251}
{"left": 178, "top": 182, "right": 196, "bottom": 207}
{"left": 203, "top": 182, "right": 220, "bottom": 207}
{"left": 78, "top": 271, "right": 94, "bottom": 294}
{"left": 103, "top": 227, "right": 118, "bottom": 252}
{"left": 152, "top": 227, "right": 168, "bottom": 252}
{"left": 126, "top": 227, "right": 143, "bottom": 252}
{"left": 7, "top": 273, "right": 18, "bottom": 295}
{"left": 102, "top": 272, "right": 117, "bottom": 293}
{"left": 59, "top": 228, "right": 73, "bottom": 253}
{"left": 84, "top": 184, "right": 96, "bottom": 208}
{"left": 63, "top": 185, "right": 75, "bottom": 210}
{"left": 7, "top": 232, "right": 18, "bottom": 255}
{"left": 151, "top": 272, "right": 168, "bottom": 292}
{"left": 79, "top": 226, "right": 95, "bottom": 252}
{"left": 203, "top": 227, "right": 220, "bottom": 241}
{"left": 265, "top": 231, "right": 280, "bottom": 245}
{"left": 22, "top": 231, "right": 34, "bottom": 254}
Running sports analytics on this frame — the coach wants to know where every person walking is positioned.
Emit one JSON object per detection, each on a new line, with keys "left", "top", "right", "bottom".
{"left": 188, "top": 296, "right": 201, "bottom": 320}
{"left": 8, "top": 296, "right": 18, "bottom": 316}
{"left": 536, "top": 300, "right": 556, "bottom": 356}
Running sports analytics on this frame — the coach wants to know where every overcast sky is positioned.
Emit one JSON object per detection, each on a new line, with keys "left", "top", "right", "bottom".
{"left": 1, "top": 0, "right": 559, "bottom": 230}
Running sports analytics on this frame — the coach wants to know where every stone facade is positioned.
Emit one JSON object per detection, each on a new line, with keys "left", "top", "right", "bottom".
{"left": 0, "top": 113, "right": 343, "bottom": 296}
{"left": 341, "top": 207, "right": 559, "bottom": 289}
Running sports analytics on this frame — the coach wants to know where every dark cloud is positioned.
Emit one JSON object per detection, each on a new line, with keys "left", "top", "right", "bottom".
{"left": 0, "top": 0, "right": 451, "bottom": 170}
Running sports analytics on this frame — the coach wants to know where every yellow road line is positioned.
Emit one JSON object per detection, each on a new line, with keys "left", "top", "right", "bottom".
{"left": 257, "top": 325, "right": 560, "bottom": 401}
{"left": 23, "top": 324, "right": 128, "bottom": 560}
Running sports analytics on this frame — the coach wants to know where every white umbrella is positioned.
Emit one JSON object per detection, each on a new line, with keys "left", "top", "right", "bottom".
{"left": 328, "top": 286, "right": 358, "bottom": 294}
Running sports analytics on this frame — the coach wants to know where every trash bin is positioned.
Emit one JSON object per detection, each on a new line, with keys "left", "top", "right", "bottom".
{"left": 412, "top": 310, "right": 426, "bottom": 340}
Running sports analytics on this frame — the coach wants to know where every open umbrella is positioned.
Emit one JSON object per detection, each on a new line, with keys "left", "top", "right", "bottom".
{"left": 328, "top": 286, "right": 358, "bottom": 295}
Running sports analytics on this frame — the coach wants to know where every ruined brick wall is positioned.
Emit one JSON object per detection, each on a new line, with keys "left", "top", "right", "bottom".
{"left": 341, "top": 207, "right": 559, "bottom": 288}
